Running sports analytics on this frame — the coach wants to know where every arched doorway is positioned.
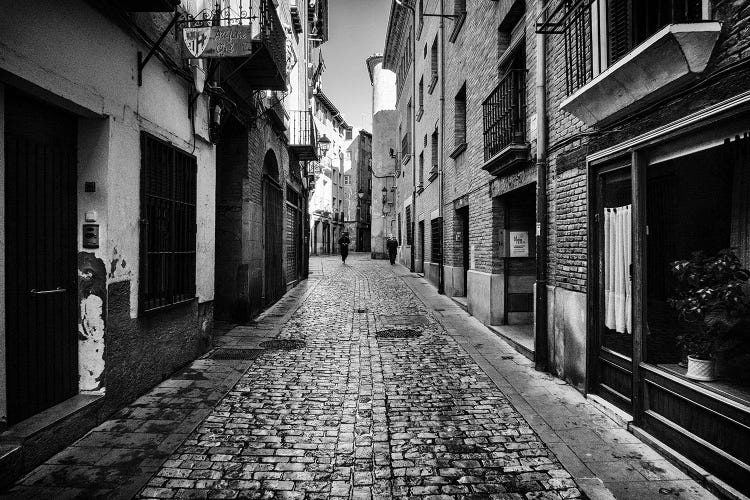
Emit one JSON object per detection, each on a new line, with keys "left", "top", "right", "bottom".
{"left": 263, "top": 150, "right": 284, "bottom": 305}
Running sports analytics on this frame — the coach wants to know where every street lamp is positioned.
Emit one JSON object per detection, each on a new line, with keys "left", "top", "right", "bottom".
{"left": 318, "top": 134, "right": 331, "bottom": 157}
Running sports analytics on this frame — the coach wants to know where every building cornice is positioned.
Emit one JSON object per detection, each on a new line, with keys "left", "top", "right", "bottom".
{"left": 366, "top": 53, "right": 384, "bottom": 85}
{"left": 383, "top": 0, "right": 412, "bottom": 70}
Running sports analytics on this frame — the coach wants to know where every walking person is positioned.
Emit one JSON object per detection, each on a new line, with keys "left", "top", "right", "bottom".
{"left": 386, "top": 233, "right": 399, "bottom": 265}
{"left": 338, "top": 231, "right": 351, "bottom": 265}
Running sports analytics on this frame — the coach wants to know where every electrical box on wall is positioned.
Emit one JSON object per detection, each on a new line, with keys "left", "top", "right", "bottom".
{"left": 83, "top": 224, "right": 99, "bottom": 249}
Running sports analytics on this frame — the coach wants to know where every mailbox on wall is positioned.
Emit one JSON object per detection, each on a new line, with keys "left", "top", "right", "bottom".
{"left": 83, "top": 224, "right": 99, "bottom": 249}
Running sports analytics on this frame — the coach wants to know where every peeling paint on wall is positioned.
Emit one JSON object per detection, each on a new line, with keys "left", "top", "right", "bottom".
{"left": 78, "top": 252, "right": 106, "bottom": 392}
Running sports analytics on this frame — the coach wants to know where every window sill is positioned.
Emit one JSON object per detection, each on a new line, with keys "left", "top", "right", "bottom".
{"left": 427, "top": 75, "right": 438, "bottom": 95}
{"left": 449, "top": 142, "right": 467, "bottom": 159}
{"left": 401, "top": 154, "right": 412, "bottom": 166}
{"left": 428, "top": 167, "right": 439, "bottom": 182}
{"left": 561, "top": 22, "right": 722, "bottom": 127}
{"left": 449, "top": 12, "right": 466, "bottom": 43}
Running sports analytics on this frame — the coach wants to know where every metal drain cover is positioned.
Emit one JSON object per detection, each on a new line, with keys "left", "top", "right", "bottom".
{"left": 259, "top": 340, "right": 306, "bottom": 350}
{"left": 210, "top": 348, "right": 265, "bottom": 360}
{"left": 356, "top": 308, "right": 368, "bottom": 313}
{"left": 375, "top": 328, "right": 422, "bottom": 339}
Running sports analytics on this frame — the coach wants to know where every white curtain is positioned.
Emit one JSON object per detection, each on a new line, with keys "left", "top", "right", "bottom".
{"left": 604, "top": 205, "right": 632, "bottom": 334}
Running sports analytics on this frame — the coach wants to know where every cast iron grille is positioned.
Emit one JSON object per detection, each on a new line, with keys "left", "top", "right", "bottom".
{"left": 375, "top": 328, "right": 422, "bottom": 339}
{"left": 259, "top": 339, "right": 307, "bottom": 350}
{"left": 482, "top": 69, "right": 527, "bottom": 161}
{"left": 431, "top": 217, "right": 443, "bottom": 264}
{"left": 140, "top": 132, "right": 197, "bottom": 313}
{"left": 210, "top": 348, "right": 265, "bottom": 360}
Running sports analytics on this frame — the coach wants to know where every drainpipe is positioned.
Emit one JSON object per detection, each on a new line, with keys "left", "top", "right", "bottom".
{"left": 534, "top": 0, "right": 549, "bottom": 372}
{"left": 410, "top": 5, "right": 417, "bottom": 273}
{"left": 437, "top": 0, "right": 445, "bottom": 294}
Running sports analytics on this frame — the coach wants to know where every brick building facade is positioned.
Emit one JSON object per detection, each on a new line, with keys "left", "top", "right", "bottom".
{"left": 381, "top": 0, "right": 750, "bottom": 494}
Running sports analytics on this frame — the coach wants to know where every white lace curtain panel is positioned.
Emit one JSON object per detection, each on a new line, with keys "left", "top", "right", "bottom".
{"left": 604, "top": 205, "right": 632, "bottom": 334}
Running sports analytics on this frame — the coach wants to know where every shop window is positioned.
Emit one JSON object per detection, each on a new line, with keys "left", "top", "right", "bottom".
{"left": 140, "top": 132, "right": 197, "bottom": 312}
{"left": 645, "top": 139, "right": 750, "bottom": 402}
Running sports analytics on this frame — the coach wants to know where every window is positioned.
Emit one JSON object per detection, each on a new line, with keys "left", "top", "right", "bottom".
{"left": 405, "top": 206, "right": 413, "bottom": 246}
{"left": 418, "top": 152, "right": 424, "bottom": 188}
{"left": 417, "top": 77, "right": 424, "bottom": 121}
{"left": 431, "top": 217, "right": 443, "bottom": 263}
{"left": 429, "top": 36, "right": 438, "bottom": 93}
{"left": 398, "top": 213, "right": 402, "bottom": 243}
{"left": 454, "top": 0, "right": 465, "bottom": 16}
{"left": 454, "top": 83, "right": 467, "bottom": 147}
{"left": 431, "top": 128, "right": 439, "bottom": 168}
{"left": 344, "top": 175, "right": 351, "bottom": 185}
{"left": 450, "top": 0, "right": 467, "bottom": 41}
{"left": 346, "top": 128, "right": 353, "bottom": 140}
{"left": 140, "top": 132, "right": 197, "bottom": 312}
{"left": 561, "top": 0, "right": 705, "bottom": 93}
{"left": 417, "top": 0, "right": 424, "bottom": 38}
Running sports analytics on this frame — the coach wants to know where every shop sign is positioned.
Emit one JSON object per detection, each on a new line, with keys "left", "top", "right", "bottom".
{"left": 509, "top": 231, "right": 529, "bottom": 257}
{"left": 184, "top": 25, "right": 255, "bottom": 58}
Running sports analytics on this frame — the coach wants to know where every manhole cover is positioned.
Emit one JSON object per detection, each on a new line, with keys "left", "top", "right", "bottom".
{"left": 356, "top": 308, "right": 368, "bottom": 313}
{"left": 210, "top": 348, "right": 265, "bottom": 360}
{"left": 375, "top": 328, "right": 422, "bottom": 339}
{"left": 259, "top": 340, "right": 307, "bottom": 350}
{"left": 501, "top": 355, "right": 514, "bottom": 360}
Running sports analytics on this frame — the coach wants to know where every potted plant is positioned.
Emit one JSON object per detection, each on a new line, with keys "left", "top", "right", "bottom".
{"left": 668, "top": 249, "right": 749, "bottom": 381}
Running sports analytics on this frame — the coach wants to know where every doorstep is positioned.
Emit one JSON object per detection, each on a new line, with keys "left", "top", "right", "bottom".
{"left": 0, "top": 393, "right": 105, "bottom": 489}
{"left": 450, "top": 295, "right": 468, "bottom": 312}
{"left": 488, "top": 324, "right": 535, "bottom": 361}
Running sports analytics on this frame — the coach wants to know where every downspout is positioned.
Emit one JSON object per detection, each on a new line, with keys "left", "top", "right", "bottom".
{"left": 437, "top": 0, "right": 445, "bottom": 294}
{"left": 410, "top": 5, "right": 417, "bottom": 273}
{"left": 534, "top": 0, "right": 549, "bottom": 372}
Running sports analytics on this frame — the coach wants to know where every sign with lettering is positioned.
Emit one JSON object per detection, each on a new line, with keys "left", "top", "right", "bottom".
{"left": 509, "top": 231, "right": 529, "bottom": 257}
{"left": 183, "top": 25, "right": 255, "bottom": 58}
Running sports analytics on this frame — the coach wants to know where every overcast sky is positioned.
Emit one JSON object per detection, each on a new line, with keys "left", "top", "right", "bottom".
{"left": 321, "top": 0, "right": 391, "bottom": 132}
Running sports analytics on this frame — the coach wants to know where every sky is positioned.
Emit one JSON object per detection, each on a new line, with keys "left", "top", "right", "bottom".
{"left": 321, "top": 0, "right": 391, "bottom": 132}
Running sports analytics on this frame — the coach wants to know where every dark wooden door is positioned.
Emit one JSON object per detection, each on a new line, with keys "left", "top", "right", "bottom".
{"left": 460, "top": 208, "right": 469, "bottom": 295}
{"left": 593, "top": 166, "right": 634, "bottom": 413}
{"left": 5, "top": 90, "right": 78, "bottom": 424}
{"left": 263, "top": 177, "right": 284, "bottom": 305}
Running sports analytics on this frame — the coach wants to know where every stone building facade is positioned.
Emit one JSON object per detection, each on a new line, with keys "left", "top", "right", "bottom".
{"left": 0, "top": 0, "right": 325, "bottom": 485}
{"left": 381, "top": 0, "right": 750, "bottom": 494}
{"left": 344, "top": 130, "right": 373, "bottom": 252}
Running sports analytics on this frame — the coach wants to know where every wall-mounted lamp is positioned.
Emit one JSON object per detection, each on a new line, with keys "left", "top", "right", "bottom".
{"left": 318, "top": 134, "right": 331, "bottom": 157}
{"left": 357, "top": 189, "right": 365, "bottom": 199}
{"left": 209, "top": 98, "right": 223, "bottom": 144}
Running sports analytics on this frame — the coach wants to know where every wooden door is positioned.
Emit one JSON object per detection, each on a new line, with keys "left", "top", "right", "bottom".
{"left": 263, "top": 176, "right": 284, "bottom": 305}
{"left": 5, "top": 90, "right": 78, "bottom": 424}
{"left": 593, "top": 165, "right": 634, "bottom": 413}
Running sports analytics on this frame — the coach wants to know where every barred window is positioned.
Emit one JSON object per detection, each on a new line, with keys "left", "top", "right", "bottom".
{"left": 431, "top": 217, "right": 443, "bottom": 263}
{"left": 140, "top": 132, "right": 197, "bottom": 312}
{"left": 405, "top": 206, "right": 413, "bottom": 246}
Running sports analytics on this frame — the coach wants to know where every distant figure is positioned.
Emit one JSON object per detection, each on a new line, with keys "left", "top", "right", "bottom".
{"left": 338, "top": 232, "right": 351, "bottom": 264}
{"left": 386, "top": 234, "right": 399, "bottom": 265}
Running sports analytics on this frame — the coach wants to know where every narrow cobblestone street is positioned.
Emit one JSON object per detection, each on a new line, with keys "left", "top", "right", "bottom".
{"left": 3, "top": 255, "right": 715, "bottom": 499}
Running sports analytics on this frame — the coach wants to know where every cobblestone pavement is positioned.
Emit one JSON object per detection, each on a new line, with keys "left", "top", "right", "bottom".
{"left": 139, "top": 255, "right": 583, "bottom": 499}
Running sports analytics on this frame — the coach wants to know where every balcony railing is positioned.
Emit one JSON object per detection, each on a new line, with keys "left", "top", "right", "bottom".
{"left": 218, "top": 0, "right": 287, "bottom": 93}
{"left": 289, "top": 110, "right": 318, "bottom": 161}
{"left": 483, "top": 69, "right": 527, "bottom": 162}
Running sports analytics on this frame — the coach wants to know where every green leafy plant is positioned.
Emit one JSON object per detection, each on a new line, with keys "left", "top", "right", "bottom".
{"left": 668, "top": 249, "right": 749, "bottom": 360}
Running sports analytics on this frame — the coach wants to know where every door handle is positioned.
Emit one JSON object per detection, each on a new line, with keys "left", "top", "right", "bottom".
{"left": 30, "top": 287, "right": 67, "bottom": 295}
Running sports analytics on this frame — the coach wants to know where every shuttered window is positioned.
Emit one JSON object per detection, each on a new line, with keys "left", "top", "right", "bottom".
{"left": 431, "top": 217, "right": 443, "bottom": 263}
{"left": 140, "top": 132, "right": 197, "bottom": 313}
{"left": 455, "top": 83, "right": 467, "bottom": 146}
{"left": 431, "top": 128, "right": 439, "bottom": 167}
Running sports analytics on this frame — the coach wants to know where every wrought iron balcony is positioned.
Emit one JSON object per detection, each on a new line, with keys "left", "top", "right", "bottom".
{"left": 217, "top": 0, "right": 287, "bottom": 92}
{"left": 264, "top": 93, "right": 287, "bottom": 132}
{"left": 482, "top": 69, "right": 529, "bottom": 176}
{"left": 289, "top": 111, "right": 318, "bottom": 161}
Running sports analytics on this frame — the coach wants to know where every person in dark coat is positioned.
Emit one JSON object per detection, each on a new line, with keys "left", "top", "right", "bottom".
{"left": 338, "top": 232, "right": 351, "bottom": 264}
{"left": 386, "top": 234, "right": 399, "bottom": 265}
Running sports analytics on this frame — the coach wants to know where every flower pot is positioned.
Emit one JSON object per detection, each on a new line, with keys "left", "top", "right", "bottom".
{"left": 686, "top": 356, "right": 716, "bottom": 381}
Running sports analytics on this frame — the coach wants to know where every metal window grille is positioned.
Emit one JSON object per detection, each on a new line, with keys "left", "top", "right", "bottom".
{"left": 405, "top": 206, "right": 413, "bottom": 246}
{"left": 482, "top": 69, "right": 527, "bottom": 161}
{"left": 140, "top": 132, "right": 197, "bottom": 313}
{"left": 431, "top": 217, "right": 443, "bottom": 263}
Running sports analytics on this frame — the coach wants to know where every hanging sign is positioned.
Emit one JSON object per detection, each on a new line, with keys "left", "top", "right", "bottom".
{"left": 183, "top": 25, "right": 255, "bottom": 58}
{"left": 509, "top": 231, "right": 529, "bottom": 257}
